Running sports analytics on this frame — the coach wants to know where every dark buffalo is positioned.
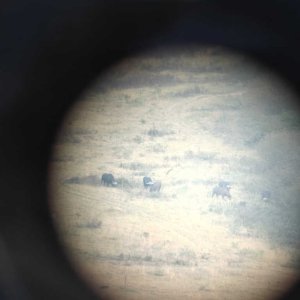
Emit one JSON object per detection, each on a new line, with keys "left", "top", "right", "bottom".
{"left": 218, "top": 181, "right": 231, "bottom": 190}
{"left": 149, "top": 181, "right": 161, "bottom": 192}
{"left": 212, "top": 186, "right": 231, "bottom": 200}
{"left": 261, "top": 190, "right": 271, "bottom": 201}
{"left": 143, "top": 176, "right": 153, "bottom": 188}
{"left": 101, "top": 173, "right": 117, "bottom": 187}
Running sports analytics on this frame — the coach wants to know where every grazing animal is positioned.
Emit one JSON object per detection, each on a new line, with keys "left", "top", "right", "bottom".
{"left": 143, "top": 176, "right": 153, "bottom": 188}
{"left": 218, "top": 181, "right": 231, "bottom": 190}
{"left": 261, "top": 190, "right": 271, "bottom": 201}
{"left": 149, "top": 181, "right": 161, "bottom": 192}
{"left": 212, "top": 186, "right": 231, "bottom": 200}
{"left": 101, "top": 173, "right": 117, "bottom": 187}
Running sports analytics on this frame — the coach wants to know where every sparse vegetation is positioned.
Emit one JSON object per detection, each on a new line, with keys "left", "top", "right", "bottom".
{"left": 115, "top": 177, "right": 134, "bottom": 188}
{"left": 133, "top": 135, "right": 143, "bottom": 144}
{"left": 50, "top": 46, "right": 300, "bottom": 300}
{"left": 147, "top": 128, "right": 160, "bottom": 137}
{"left": 147, "top": 193, "right": 161, "bottom": 199}
{"left": 56, "top": 128, "right": 98, "bottom": 144}
{"left": 119, "top": 162, "right": 146, "bottom": 170}
{"left": 171, "top": 86, "right": 206, "bottom": 98}
{"left": 76, "top": 220, "right": 102, "bottom": 229}
{"left": 64, "top": 175, "right": 101, "bottom": 186}
{"left": 151, "top": 269, "right": 165, "bottom": 277}
{"left": 147, "top": 125, "right": 175, "bottom": 138}
{"left": 144, "top": 255, "right": 152, "bottom": 262}
{"left": 150, "top": 144, "right": 165, "bottom": 153}
{"left": 184, "top": 151, "right": 217, "bottom": 161}
{"left": 280, "top": 111, "right": 300, "bottom": 129}
{"left": 236, "top": 248, "right": 264, "bottom": 261}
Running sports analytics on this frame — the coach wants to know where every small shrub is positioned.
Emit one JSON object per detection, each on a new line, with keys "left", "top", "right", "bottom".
{"left": 133, "top": 171, "right": 147, "bottom": 176}
{"left": 227, "top": 259, "right": 242, "bottom": 268}
{"left": 64, "top": 175, "right": 101, "bottom": 186}
{"left": 52, "top": 153, "right": 74, "bottom": 162}
{"left": 77, "top": 220, "right": 102, "bottom": 229}
{"left": 116, "top": 177, "right": 133, "bottom": 188}
{"left": 184, "top": 151, "right": 216, "bottom": 161}
{"left": 236, "top": 248, "right": 264, "bottom": 260}
{"left": 148, "top": 193, "right": 161, "bottom": 199}
{"left": 174, "top": 259, "right": 188, "bottom": 266}
{"left": 144, "top": 256, "right": 152, "bottom": 262}
{"left": 244, "top": 132, "right": 265, "bottom": 147}
{"left": 56, "top": 128, "right": 99, "bottom": 144}
{"left": 282, "top": 255, "right": 300, "bottom": 270}
{"left": 143, "top": 232, "right": 150, "bottom": 238}
{"left": 184, "top": 150, "right": 194, "bottom": 159}
{"left": 179, "top": 248, "right": 197, "bottom": 260}
{"left": 170, "top": 156, "right": 180, "bottom": 161}
{"left": 71, "top": 128, "right": 98, "bottom": 135}
{"left": 280, "top": 111, "right": 300, "bottom": 129}
{"left": 133, "top": 135, "right": 143, "bottom": 144}
{"left": 208, "top": 205, "right": 223, "bottom": 214}
{"left": 117, "top": 253, "right": 124, "bottom": 261}
{"left": 153, "top": 269, "right": 164, "bottom": 277}
{"left": 152, "top": 144, "right": 165, "bottom": 153}
{"left": 64, "top": 176, "right": 81, "bottom": 184}
{"left": 56, "top": 133, "right": 81, "bottom": 144}
{"left": 120, "top": 162, "right": 145, "bottom": 170}
{"left": 147, "top": 126, "right": 175, "bottom": 138}
{"left": 200, "top": 253, "right": 210, "bottom": 261}
{"left": 172, "top": 86, "right": 205, "bottom": 98}
{"left": 148, "top": 128, "right": 160, "bottom": 137}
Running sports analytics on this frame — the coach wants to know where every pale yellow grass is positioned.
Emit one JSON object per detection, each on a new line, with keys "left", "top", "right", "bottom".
{"left": 49, "top": 67, "right": 298, "bottom": 299}
{"left": 50, "top": 178, "right": 297, "bottom": 300}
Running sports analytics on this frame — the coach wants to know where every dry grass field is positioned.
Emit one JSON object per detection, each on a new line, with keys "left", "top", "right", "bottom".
{"left": 49, "top": 47, "right": 300, "bottom": 300}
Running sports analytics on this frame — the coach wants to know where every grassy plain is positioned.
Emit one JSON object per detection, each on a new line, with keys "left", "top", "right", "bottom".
{"left": 49, "top": 47, "right": 300, "bottom": 300}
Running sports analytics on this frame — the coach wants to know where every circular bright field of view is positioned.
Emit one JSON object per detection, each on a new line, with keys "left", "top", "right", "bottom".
{"left": 49, "top": 46, "right": 300, "bottom": 300}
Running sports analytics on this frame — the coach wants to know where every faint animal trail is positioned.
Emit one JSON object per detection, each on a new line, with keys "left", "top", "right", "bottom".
{"left": 166, "top": 168, "right": 173, "bottom": 175}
